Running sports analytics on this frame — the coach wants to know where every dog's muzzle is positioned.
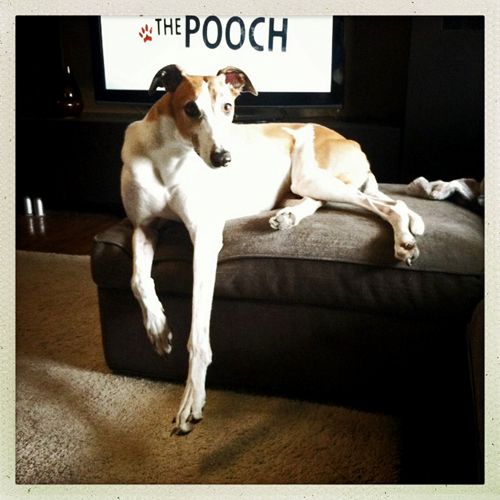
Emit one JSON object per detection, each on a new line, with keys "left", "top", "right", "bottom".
{"left": 210, "top": 149, "right": 232, "bottom": 168}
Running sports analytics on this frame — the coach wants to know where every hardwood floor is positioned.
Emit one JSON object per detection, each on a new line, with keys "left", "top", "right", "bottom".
{"left": 16, "top": 212, "right": 122, "bottom": 255}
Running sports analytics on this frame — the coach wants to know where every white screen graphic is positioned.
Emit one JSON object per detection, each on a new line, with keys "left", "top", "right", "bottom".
{"left": 100, "top": 16, "right": 333, "bottom": 93}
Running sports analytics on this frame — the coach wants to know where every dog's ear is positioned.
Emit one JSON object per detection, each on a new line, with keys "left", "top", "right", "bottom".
{"left": 148, "top": 65, "right": 184, "bottom": 95}
{"left": 217, "top": 67, "right": 258, "bottom": 96}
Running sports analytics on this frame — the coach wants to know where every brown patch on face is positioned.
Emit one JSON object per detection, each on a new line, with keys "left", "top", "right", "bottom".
{"left": 170, "top": 76, "right": 205, "bottom": 142}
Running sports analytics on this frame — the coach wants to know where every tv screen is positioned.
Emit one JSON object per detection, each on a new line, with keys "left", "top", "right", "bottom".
{"left": 91, "top": 15, "right": 344, "bottom": 109}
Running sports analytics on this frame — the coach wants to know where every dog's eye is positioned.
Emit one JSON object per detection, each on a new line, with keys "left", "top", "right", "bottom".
{"left": 184, "top": 101, "right": 201, "bottom": 118}
{"left": 223, "top": 103, "right": 233, "bottom": 114}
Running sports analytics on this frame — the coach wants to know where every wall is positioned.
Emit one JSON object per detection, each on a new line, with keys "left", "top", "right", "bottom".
{"left": 402, "top": 16, "right": 484, "bottom": 182}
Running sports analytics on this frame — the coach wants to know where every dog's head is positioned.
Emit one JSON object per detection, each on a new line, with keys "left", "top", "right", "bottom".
{"left": 149, "top": 64, "right": 257, "bottom": 168}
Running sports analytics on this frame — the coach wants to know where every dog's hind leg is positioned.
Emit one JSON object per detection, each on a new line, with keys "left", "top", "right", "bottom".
{"left": 362, "top": 172, "right": 425, "bottom": 237}
{"left": 131, "top": 225, "right": 173, "bottom": 355}
{"left": 174, "top": 220, "right": 224, "bottom": 434}
{"left": 285, "top": 125, "right": 424, "bottom": 264}
{"left": 294, "top": 172, "right": 422, "bottom": 264}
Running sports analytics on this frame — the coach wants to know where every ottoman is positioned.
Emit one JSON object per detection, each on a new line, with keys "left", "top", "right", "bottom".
{"left": 91, "top": 183, "right": 484, "bottom": 481}
{"left": 91, "top": 184, "right": 483, "bottom": 402}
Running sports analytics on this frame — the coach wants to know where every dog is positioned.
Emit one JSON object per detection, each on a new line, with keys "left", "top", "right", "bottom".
{"left": 120, "top": 64, "right": 425, "bottom": 434}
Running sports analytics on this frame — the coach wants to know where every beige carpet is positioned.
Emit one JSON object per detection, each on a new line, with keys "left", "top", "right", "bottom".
{"left": 16, "top": 250, "right": 401, "bottom": 484}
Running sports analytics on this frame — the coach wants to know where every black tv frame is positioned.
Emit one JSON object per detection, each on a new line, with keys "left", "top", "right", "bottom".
{"left": 90, "top": 16, "right": 344, "bottom": 111}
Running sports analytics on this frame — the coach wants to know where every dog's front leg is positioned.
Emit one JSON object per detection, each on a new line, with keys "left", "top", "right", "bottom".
{"left": 131, "top": 225, "right": 173, "bottom": 355}
{"left": 174, "top": 221, "right": 224, "bottom": 435}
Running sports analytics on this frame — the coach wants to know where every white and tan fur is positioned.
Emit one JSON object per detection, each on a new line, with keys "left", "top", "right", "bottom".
{"left": 121, "top": 65, "right": 425, "bottom": 434}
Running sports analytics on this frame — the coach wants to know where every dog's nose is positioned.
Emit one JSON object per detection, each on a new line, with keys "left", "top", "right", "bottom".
{"left": 210, "top": 149, "right": 231, "bottom": 168}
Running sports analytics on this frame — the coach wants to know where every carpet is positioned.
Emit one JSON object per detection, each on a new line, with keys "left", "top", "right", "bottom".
{"left": 16, "top": 250, "right": 401, "bottom": 484}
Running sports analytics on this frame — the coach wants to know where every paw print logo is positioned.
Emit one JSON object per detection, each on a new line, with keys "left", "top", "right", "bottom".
{"left": 139, "top": 24, "right": 153, "bottom": 43}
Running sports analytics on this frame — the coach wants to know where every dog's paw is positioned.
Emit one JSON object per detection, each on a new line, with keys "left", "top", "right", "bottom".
{"left": 395, "top": 237, "right": 420, "bottom": 266}
{"left": 171, "top": 411, "right": 203, "bottom": 436}
{"left": 171, "top": 421, "right": 194, "bottom": 436}
{"left": 408, "top": 210, "right": 425, "bottom": 236}
{"left": 172, "top": 382, "right": 206, "bottom": 435}
{"left": 147, "top": 329, "right": 173, "bottom": 357}
{"left": 145, "top": 311, "right": 173, "bottom": 356}
{"left": 269, "top": 211, "right": 296, "bottom": 230}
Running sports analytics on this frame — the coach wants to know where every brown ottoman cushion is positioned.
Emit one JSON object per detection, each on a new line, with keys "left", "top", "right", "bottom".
{"left": 92, "top": 184, "right": 483, "bottom": 320}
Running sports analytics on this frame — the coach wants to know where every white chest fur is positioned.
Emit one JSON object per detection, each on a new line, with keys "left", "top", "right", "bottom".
{"left": 125, "top": 117, "right": 293, "bottom": 225}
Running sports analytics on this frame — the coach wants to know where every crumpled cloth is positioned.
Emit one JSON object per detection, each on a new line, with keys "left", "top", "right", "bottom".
{"left": 406, "top": 176, "right": 484, "bottom": 213}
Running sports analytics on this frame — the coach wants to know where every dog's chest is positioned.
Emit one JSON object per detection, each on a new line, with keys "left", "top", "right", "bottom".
{"left": 147, "top": 124, "right": 293, "bottom": 221}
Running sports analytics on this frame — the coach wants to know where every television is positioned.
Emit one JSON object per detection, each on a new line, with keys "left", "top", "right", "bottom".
{"left": 91, "top": 15, "right": 344, "bottom": 119}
